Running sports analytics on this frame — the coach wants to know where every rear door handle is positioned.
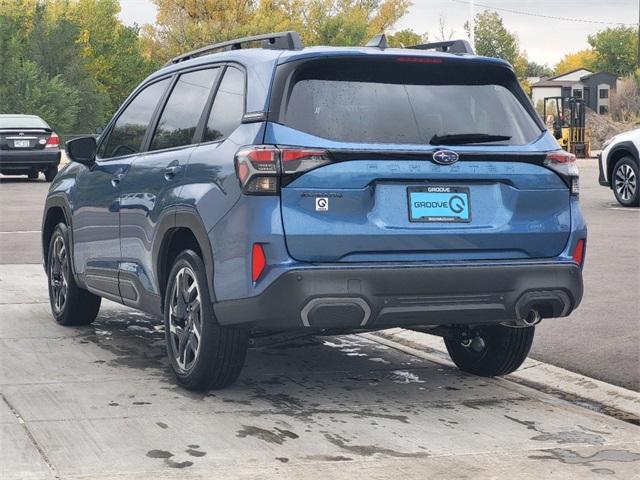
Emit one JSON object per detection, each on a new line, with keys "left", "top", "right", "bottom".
{"left": 164, "top": 164, "right": 182, "bottom": 180}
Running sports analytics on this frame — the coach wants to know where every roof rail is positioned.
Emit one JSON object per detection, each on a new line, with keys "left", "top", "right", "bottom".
{"left": 165, "top": 31, "right": 303, "bottom": 66}
{"left": 408, "top": 39, "right": 474, "bottom": 55}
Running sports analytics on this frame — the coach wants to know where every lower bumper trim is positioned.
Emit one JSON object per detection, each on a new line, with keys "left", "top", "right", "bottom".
{"left": 214, "top": 262, "right": 584, "bottom": 331}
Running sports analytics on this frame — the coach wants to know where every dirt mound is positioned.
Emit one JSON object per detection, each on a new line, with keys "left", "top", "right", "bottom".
{"left": 587, "top": 109, "right": 637, "bottom": 150}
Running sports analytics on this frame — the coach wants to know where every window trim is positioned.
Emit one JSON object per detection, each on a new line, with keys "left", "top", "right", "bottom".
{"left": 96, "top": 75, "right": 173, "bottom": 163}
{"left": 146, "top": 65, "right": 224, "bottom": 154}
{"left": 194, "top": 62, "right": 248, "bottom": 146}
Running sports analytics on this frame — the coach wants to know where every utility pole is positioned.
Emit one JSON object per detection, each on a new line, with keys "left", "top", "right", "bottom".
{"left": 637, "top": 0, "right": 639, "bottom": 66}
{"left": 469, "top": 0, "right": 475, "bottom": 49}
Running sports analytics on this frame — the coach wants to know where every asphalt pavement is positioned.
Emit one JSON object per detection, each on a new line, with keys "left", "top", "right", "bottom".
{"left": 0, "top": 160, "right": 638, "bottom": 390}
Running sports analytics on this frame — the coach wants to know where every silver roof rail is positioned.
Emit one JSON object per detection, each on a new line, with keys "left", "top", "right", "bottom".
{"left": 165, "top": 31, "right": 303, "bottom": 66}
{"left": 408, "top": 39, "right": 474, "bottom": 55}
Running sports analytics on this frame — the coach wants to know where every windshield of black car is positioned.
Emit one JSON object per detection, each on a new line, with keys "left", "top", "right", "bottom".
{"left": 280, "top": 57, "right": 541, "bottom": 146}
{"left": 0, "top": 116, "right": 49, "bottom": 129}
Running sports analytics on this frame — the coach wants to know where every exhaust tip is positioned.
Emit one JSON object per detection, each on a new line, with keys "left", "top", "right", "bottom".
{"left": 523, "top": 309, "right": 542, "bottom": 326}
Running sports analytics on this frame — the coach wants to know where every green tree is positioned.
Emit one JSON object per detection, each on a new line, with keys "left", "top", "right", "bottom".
{"left": 144, "top": 0, "right": 412, "bottom": 63}
{"left": 588, "top": 26, "right": 638, "bottom": 77}
{"left": 387, "top": 28, "right": 424, "bottom": 48}
{"left": 2, "top": 58, "right": 81, "bottom": 132}
{"left": 526, "top": 61, "right": 553, "bottom": 78}
{"left": 0, "top": 0, "right": 156, "bottom": 133}
{"left": 465, "top": 10, "right": 519, "bottom": 66}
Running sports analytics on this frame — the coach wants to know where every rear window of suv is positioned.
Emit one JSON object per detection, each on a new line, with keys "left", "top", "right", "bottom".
{"left": 277, "top": 57, "right": 541, "bottom": 146}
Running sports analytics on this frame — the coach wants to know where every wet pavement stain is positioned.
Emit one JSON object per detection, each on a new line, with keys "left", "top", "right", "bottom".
{"left": 236, "top": 426, "right": 299, "bottom": 445}
{"left": 77, "top": 312, "right": 170, "bottom": 374}
{"left": 185, "top": 448, "right": 206, "bottom": 457}
{"left": 591, "top": 468, "right": 615, "bottom": 475}
{"left": 323, "top": 433, "right": 429, "bottom": 458}
{"left": 531, "top": 430, "right": 606, "bottom": 445}
{"left": 529, "top": 448, "right": 640, "bottom": 466}
{"left": 504, "top": 415, "right": 607, "bottom": 445}
{"left": 304, "top": 454, "right": 353, "bottom": 462}
{"left": 165, "top": 459, "right": 193, "bottom": 469}
{"left": 146, "top": 449, "right": 173, "bottom": 459}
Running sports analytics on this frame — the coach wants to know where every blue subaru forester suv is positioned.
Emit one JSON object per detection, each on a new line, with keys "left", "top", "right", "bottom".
{"left": 42, "top": 32, "right": 586, "bottom": 390}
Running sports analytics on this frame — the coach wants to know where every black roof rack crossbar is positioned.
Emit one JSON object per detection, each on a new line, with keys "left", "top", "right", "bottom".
{"left": 408, "top": 39, "right": 474, "bottom": 55}
{"left": 166, "top": 31, "right": 303, "bottom": 66}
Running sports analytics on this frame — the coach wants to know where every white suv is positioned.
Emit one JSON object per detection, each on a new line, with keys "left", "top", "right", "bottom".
{"left": 599, "top": 128, "right": 640, "bottom": 207}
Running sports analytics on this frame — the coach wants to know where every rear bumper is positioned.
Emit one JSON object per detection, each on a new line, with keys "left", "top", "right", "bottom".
{"left": 214, "top": 262, "right": 583, "bottom": 330}
{"left": 0, "top": 149, "right": 60, "bottom": 170}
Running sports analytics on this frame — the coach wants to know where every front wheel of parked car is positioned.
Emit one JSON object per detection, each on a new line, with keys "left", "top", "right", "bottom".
{"left": 44, "top": 166, "right": 58, "bottom": 182}
{"left": 444, "top": 325, "right": 534, "bottom": 377}
{"left": 164, "top": 250, "right": 248, "bottom": 390}
{"left": 612, "top": 157, "right": 639, "bottom": 207}
{"left": 47, "top": 223, "right": 101, "bottom": 326}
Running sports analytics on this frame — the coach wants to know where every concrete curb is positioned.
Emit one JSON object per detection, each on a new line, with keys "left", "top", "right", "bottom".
{"left": 361, "top": 328, "right": 640, "bottom": 424}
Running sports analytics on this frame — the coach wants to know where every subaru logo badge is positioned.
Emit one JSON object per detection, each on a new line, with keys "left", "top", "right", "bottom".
{"left": 433, "top": 150, "right": 459, "bottom": 165}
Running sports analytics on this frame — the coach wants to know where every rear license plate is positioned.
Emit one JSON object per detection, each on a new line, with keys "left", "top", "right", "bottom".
{"left": 13, "top": 140, "right": 30, "bottom": 148}
{"left": 408, "top": 186, "right": 471, "bottom": 223}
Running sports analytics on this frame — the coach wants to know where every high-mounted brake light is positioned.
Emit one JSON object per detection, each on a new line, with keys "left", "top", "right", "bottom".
{"left": 234, "top": 146, "right": 331, "bottom": 195}
{"left": 251, "top": 243, "right": 267, "bottom": 282}
{"left": 572, "top": 239, "right": 586, "bottom": 266}
{"left": 396, "top": 57, "right": 443, "bottom": 64}
{"left": 45, "top": 132, "right": 59, "bottom": 148}
{"left": 544, "top": 150, "right": 579, "bottom": 196}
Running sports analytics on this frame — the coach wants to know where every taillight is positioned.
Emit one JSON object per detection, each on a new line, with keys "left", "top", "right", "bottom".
{"left": 234, "top": 145, "right": 331, "bottom": 195}
{"left": 572, "top": 239, "right": 586, "bottom": 266}
{"left": 45, "top": 132, "right": 59, "bottom": 148}
{"left": 251, "top": 243, "right": 267, "bottom": 282}
{"left": 545, "top": 150, "right": 579, "bottom": 195}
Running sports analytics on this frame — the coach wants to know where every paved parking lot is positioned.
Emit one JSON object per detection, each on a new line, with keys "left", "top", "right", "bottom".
{"left": 1, "top": 265, "right": 639, "bottom": 479}
{"left": 1, "top": 159, "right": 638, "bottom": 389}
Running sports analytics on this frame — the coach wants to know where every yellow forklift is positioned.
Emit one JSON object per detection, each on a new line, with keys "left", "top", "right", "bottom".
{"left": 543, "top": 96, "right": 590, "bottom": 158}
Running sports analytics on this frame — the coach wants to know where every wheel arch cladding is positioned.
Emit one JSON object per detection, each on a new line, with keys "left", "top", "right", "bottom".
{"left": 42, "top": 199, "right": 71, "bottom": 270}
{"left": 608, "top": 141, "right": 639, "bottom": 186}
{"left": 156, "top": 210, "right": 216, "bottom": 312}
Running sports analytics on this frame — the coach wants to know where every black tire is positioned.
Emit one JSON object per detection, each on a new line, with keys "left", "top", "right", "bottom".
{"left": 164, "top": 250, "right": 248, "bottom": 390}
{"left": 47, "top": 223, "right": 101, "bottom": 326}
{"left": 28, "top": 171, "right": 38, "bottom": 180}
{"left": 44, "top": 166, "right": 58, "bottom": 182}
{"left": 444, "top": 325, "right": 534, "bottom": 377}
{"left": 612, "top": 157, "right": 639, "bottom": 207}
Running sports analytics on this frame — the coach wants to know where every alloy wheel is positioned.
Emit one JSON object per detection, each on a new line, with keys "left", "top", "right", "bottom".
{"left": 615, "top": 164, "right": 637, "bottom": 202}
{"left": 168, "top": 266, "right": 203, "bottom": 371}
{"left": 49, "top": 235, "right": 69, "bottom": 314}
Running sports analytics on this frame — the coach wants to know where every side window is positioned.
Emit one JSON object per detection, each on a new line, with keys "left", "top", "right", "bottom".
{"left": 149, "top": 68, "right": 220, "bottom": 151}
{"left": 204, "top": 66, "right": 245, "bottom": 142}
{"left": 99, "top": 79, "right": 170, "bottom": 159}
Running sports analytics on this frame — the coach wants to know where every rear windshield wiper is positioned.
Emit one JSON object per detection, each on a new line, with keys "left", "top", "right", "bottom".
{"left": 429, "top": 133, "right": 512, "bottom": 145}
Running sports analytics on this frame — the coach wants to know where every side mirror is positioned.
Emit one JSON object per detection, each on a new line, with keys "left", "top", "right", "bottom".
{"left": 96, "top": 126, "right": 104, "bottom": 135}
{"left": 66, "top": 136, "right": 97, "bottom": 165}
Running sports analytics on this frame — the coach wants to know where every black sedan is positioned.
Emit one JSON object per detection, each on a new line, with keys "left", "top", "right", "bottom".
{"left": 0, "top": 114, "right": 61, "bottom": 181}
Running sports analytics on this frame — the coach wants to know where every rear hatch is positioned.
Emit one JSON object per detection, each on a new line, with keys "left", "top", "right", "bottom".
{"left": 266, "top": 56, "right": 571, "bottom": 262}
{"left": 0, "top": 115, "right": 53, "bottom": 152}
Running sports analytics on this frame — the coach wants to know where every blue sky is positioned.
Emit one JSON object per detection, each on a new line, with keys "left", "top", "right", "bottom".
{"left": 118, "top": 0, "right": 639, "bottom": 67}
